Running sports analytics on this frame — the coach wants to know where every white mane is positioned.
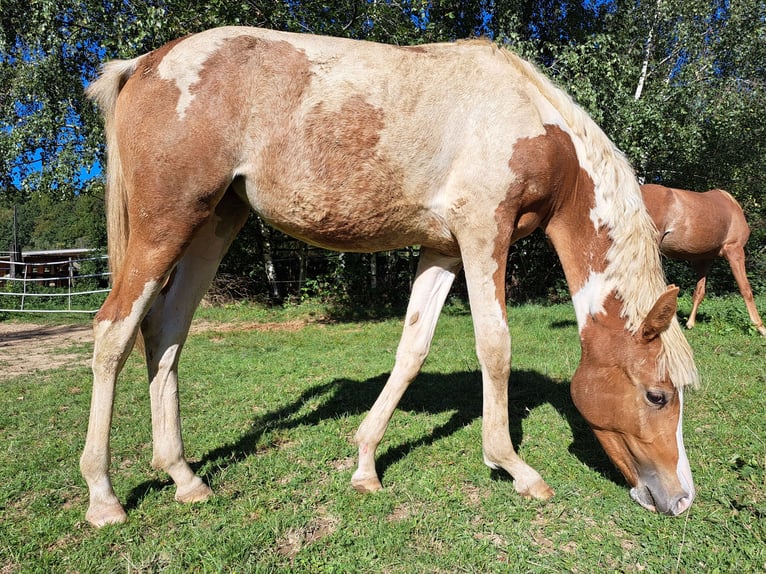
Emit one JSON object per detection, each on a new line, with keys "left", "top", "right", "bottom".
{"left": 499, "top": 46, "right": 698, "bottom": 389}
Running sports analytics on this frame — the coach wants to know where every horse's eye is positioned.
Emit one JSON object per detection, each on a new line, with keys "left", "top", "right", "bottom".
{"left": 646, "top": 391, "right": 668, "bottom": 407}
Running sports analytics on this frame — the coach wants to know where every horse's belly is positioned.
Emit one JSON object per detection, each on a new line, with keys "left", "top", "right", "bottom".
{"left": 247, "top": 182, "right": 459, "bottom": 255}
{"left": 659, "top": 235, "right": 722, "bottom": 260}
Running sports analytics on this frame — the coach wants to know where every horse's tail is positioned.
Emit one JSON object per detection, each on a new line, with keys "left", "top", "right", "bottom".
{"left": 86, "top": 58, "right": 140, "bottom": 282}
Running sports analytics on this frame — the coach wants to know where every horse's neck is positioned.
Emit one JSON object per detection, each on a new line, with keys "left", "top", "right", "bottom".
{"left": 545, "top": 210, "right": 614, "bottom": 332}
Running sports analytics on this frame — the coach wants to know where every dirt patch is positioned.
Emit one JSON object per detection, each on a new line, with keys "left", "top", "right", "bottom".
{"left": 0, "top": 319, "right": 313, "bottom": 380}
{"left": 276, "top": 508, "right": 339, "bottom": 560}
{"left": 0, "top": 322, "right": 94, "bottom": 379}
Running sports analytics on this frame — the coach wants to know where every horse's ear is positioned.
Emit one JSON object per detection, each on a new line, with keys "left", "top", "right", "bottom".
{"left": 641, "top": 285, "right": 679, "bottom": 341}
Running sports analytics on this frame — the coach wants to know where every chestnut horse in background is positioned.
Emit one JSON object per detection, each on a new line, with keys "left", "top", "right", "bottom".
{"left": 641, "top": 184, "right": 766, "bottom": 336}
{"left": 82, "top": 27, "right": 698, "bottom": 527}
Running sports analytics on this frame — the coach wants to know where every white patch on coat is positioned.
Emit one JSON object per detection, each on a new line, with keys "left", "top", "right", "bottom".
{"left": 674, "top": 389, "right": 695, "bottom": 499}
{"left": 157, "top": 28, "right": 244, "bottom": 120}
{"left": 571, "top": 271, "right": 615, "bottom": 332}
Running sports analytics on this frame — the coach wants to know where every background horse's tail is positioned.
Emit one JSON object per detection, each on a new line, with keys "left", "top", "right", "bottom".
{"left": 86, "top": 58, "right": 140, "bottom": 280}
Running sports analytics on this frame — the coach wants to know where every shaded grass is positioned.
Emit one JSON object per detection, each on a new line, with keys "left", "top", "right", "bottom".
{"left": 1, "top": 295, "right": 764, "bottom": 572}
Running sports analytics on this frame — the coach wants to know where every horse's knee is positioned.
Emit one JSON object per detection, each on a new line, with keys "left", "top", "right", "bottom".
{"left": 475, "top": 338, "right": 511, "bottom": 383}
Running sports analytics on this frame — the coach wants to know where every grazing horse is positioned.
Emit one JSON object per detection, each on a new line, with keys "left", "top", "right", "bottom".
{"left": 641, "top": 184, "right": 766, "bottom": 337}
{"left": 82, "top": 27, "right": 698, "bottom": 527}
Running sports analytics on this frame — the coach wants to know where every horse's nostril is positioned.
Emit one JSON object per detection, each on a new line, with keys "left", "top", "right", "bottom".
{"left": 672, "top": 495, "right": 692, "bottom": 516}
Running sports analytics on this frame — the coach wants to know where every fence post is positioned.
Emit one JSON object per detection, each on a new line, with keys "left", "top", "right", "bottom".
{"left": 20, "top": 261, "right": 28, "bottom": 311}
{"left": 10, "top": 205, "right": 20, "bottom": 278}
{"left": 68, "top": 257, "right": 74, "bottom": 310}
{"left": 9, "top": 245, "right": 22, "bottom": 279}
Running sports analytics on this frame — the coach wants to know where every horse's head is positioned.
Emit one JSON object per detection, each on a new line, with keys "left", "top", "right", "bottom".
{"left": 570, "top": 286, "right": 695, "bottom": 516}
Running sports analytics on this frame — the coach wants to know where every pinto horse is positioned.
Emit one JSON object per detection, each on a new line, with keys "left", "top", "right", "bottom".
{"left": 641, "top": 184, "right": 766, "bottom": 337}
{"left": 82, "top": 27, "right": 698, "bottom": 527}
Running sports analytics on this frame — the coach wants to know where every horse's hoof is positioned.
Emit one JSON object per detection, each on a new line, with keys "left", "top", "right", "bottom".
{"left": 86, "top": 503, "right": 128, "bottom": 527}
{"left": 351, "top": 474, "right": 383, "bottom": 493}
{"left": 516, "top": 478, "right": 555, "bottom": 501}
{"left": 175, "top": 479, "right": 213, "bottom": 503}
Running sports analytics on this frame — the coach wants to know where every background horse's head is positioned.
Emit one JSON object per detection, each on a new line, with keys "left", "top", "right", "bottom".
{"left": 570, "top": 287, "right": 694, "bottom": 516}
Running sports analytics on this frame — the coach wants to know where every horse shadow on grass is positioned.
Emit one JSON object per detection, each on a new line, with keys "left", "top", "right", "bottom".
{"left": 126, "top": 366, "right": 623, "bottom": 509}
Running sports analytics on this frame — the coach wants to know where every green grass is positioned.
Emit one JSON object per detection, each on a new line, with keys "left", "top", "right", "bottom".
{"left": 1, "top": 294, "right": 764, "bottom": 573}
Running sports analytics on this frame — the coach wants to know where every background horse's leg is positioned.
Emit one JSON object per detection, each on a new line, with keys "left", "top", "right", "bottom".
{"left": 351, "top": 249, "right": 461, "bottom": 493}
{"left": 461, "top": 250, "right": 554, "bottom": 501}
{"left": 82, "top": 242, "right": 189, "bottom": 526}
{"left": 686, "top": 259, "right": 713, "bottom": 329}
{"left": 721, "top": 244, "right": 766, "bottom": 336}
{"left": 141, "top": 190, "right": 250, "bottom": 504}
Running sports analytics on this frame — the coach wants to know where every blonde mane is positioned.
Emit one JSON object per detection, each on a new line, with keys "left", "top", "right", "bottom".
{"left": 496, "top": 44, "right": 698, "bottom": 389}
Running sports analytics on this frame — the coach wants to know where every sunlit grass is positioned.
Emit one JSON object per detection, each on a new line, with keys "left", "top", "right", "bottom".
{"left": 1, "top": 294, "right": 764, "bottom": 572}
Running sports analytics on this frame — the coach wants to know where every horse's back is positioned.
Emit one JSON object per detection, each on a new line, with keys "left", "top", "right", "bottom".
{"left": 109, "top": 27, "right": 563, "bottom": 254}
{"left": 669, "top": 188, "right": 749, "bottom": 242}
{"left": 641, "top": 184, "right": 748, "bottom": 259}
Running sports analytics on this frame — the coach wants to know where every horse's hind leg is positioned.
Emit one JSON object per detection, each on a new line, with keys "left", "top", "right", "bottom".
{"left": 722, "top": 244, "right": 766, "bottom": 336}
{"left": 141, "top": 190, "right": 249, "bottom": 503}
{"left": 686, "top": 260, "right": 713, "bottom": 329}
{"left": 82, "top": 174, "right": 244, "bottom": 527}
{"left": 351, "top": 249, "right": 461, "bottom": 492}
{"left": 82, "top": 234, "right": 191, "bottom": 526}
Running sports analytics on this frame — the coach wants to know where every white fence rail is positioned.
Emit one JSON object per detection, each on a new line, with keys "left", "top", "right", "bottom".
{"left": 0, "top": 254, "right": 110, "bottom": 314}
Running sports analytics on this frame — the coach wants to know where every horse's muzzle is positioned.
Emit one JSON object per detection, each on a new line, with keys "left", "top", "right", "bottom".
{"left": 630, "top": 484, "right": 694, "bottom": 516}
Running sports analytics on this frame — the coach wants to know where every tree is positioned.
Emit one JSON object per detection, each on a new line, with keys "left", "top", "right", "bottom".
{"left": 613, "top": 0, "right": 766, "bottom": 292}
{"left": 1, "top": 1, "right": 763, "bottom": 302}
{"left": 485, "top": 0, "right": 766, "bottom": 298}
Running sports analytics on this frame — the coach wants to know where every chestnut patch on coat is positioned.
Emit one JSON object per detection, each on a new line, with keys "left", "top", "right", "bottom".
{"left": 105, "top": 36, "right": 311, "bottom": 322}
{"left": 256, "top": 94, "right": 452, "bottom": 253}
{"left": 492, "top": 124, "right": 598, "bottom": 306}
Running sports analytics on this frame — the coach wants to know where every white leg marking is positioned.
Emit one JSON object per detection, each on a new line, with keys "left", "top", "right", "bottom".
{"left": 460, "top": 253, "right": 555, "bottom": 501}
{"left": 352, "top": 251, "right": 460, "bottom": 492}
{"left": 82, "top": 280, "right": 159, "bottom": 526}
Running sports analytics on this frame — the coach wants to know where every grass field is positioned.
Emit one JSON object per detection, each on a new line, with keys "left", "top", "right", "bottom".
{"left": 1, "top": 293, "right": 764, "bottom": 572}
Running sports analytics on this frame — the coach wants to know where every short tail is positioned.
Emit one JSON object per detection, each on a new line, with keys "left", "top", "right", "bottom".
{"left": 86, "top": 58, "right": 141, "bottom": 281}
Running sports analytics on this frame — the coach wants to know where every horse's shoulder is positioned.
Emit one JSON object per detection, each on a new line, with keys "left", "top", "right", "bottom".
{"left": 640, "top": 184, "right": 675, "bottom": 221}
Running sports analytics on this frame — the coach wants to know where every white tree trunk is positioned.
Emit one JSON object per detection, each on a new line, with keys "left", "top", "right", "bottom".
{"left": 635, "top": 0, "right": 662, "bottom": 101}
{"left": 257, "top": 218, "right": 281, "bottom": 302}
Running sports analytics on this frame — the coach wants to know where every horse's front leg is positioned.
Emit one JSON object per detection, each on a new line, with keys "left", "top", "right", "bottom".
{"left": 351, "top": 249, "right": 461, "bottom": 492}
{"left": 461, "top": 252, "right": 555, "bottom": 501}
{"left": 687, "top": 260, "right": 712, "bottom": 329}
